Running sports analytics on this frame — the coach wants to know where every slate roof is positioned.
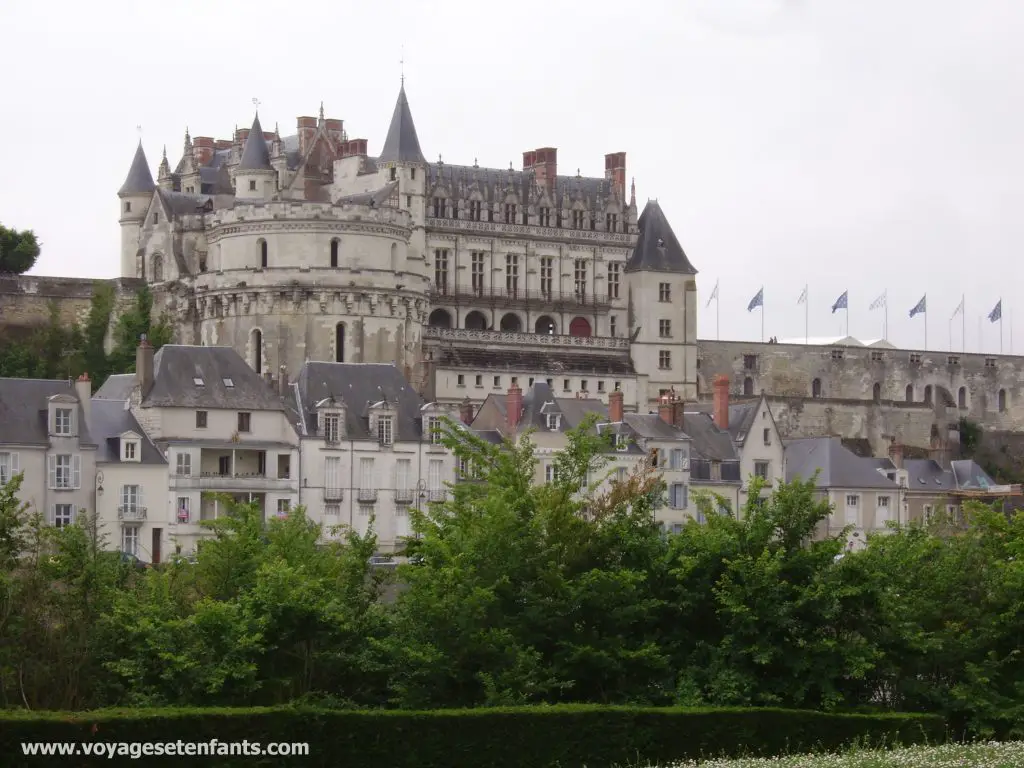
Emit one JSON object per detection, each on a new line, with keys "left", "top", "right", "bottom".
{"left": 88, "top": 399, "right": 165, "bottom": 465}
{"left": 293, "top": 362, "right": 429, "bottom": 441}
{"left": 690, "top": 398, "right": 760, "bottom": 443}
{"left": 472, "top": 382, "right": 608, "bottom": 437}
{"left": 132, "top": 346, "right": 286, "bottom": 411}
{"left": 425, "top": 162, "right": 615, "bottom": 207}
{"left": 238, "top": 113, "right": 273, "bottom": 171}
{"left": 335, "top": 181, "right": 399, "bottom": 207}
{"left": 676, "top": 411, "right": 738, "bottom": 462}
{"left": 155, "top": 188, "right": 212, "bottom": 216}
{"left": 625, "top": 200, "right": 697, "bottom": 274}
{"left": 93, "top": 374, "right": 135, "bottom": 401}
{"left": 435, "top": 346, "right": 635, "bottom": 375}
{"left": 621, "top": 413, "right": 690, "bottom": 441}
{"left": 377, "top": 85, "right": 426, "bottom": 165}
{"left": 0, "top": 379, "right": 95, "bottom": 446}
{"left": 785, "top": 437, "right": 898, "bottom": 489}
{"left": 118, "top": 142, "right": 156, "bottom": 197}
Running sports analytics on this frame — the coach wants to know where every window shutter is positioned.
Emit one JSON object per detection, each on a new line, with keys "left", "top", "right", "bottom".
{"left": 47, "top": 455, "right": 56, "bottom": 489}
{"left": 72, "top": 455, "right": 81, "bottom": 489}
{"left": 10, "top": 453, "right": 19, "bottom": 474}
{"left": 681, "top": 486, "right": 688, "bottom": 509}
{"left": 139, "top": 486, "right": 145, "bottom": 512}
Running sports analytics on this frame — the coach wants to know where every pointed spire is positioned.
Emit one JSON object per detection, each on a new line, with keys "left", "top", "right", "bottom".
{"left": 118, "top": 141, "right": 156, "bottom": 197}
{"left": 238, "top": 112, "right": 273, "bottom": 171}
{"left": 630, "top": 177, "right": 636, "bottom": 207}
{"left": 378, "top": 84, "right": 426, "bottom": 164}
{"left": 319, "top": 101, "right": 325, "bottom": 122}
{"left": 625, "top": 201, "right": 697, "bottom": 275}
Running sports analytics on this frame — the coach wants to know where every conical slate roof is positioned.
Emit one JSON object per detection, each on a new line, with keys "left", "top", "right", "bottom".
{"left": 624, "top": 201, "right": 697, "bottom": 274}
{"left": 238, "top": 113, "right": 273, "bottom": 171}
{"left": 378, "top": 85, "right": 426, "bottom": 164}
{"left": 118, "top": 142, "right": 156, "bottom": 197}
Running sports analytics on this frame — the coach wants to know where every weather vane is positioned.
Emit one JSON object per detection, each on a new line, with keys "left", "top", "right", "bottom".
{"left": 252, "top": 97, "right": 261, "bottom": 113}
{"left": 400, "top": 46, "right": 405, "bottom": 85}
{"left": 136, "top": 124, "right": 143, "bottom": 140}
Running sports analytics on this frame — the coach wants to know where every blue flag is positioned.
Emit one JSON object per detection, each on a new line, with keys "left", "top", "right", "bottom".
{"left": 831, "top": 291, "right": 848, "bottom": 314}
{"left": 989, "top": 299, "right": 1002, "bottom": 323}
{"left": 909, "top": 295, "right": 927, "bottom": 318}
{"left": 747, "top": 287, "right": 763, "bottom": 312}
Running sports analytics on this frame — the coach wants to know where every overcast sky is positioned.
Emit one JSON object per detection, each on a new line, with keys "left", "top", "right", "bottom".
{"left": 2, "top": 0, "right": 1020, "bottom": 352}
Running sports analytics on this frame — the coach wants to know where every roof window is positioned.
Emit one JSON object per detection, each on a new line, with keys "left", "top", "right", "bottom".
{"left": 223, "top": 378, "right": 234, "bottom": 387}
{"left": 193, "top": 377, "right": 205, "bottom": 386}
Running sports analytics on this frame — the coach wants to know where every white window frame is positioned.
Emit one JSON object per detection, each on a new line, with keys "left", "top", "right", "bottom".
{"left": 176, "top": 452, "right": 192, "bottom": 477}
{"left": 615, "top": 434, "right": 628, "bottom": 452}
{"left": 754, "top": 461, "right": 770, "bottom": 481}
{"left": 276, "top": 499, "right": 290, "bottom": 517}
{"left": 53, "top": 503, "right": 74, "bottom": 529}
{"left": 324, "top": 504, "right": 341, "bottom": 517}
{"left": 0, "top": 452, "right": 19, "bottom": 484}
{"left": 546, "top": 413, "right": 560, "bottom": 431}
{"left": 427, "top": 416, "right": 443, "bottom": 445}
{"left": 396, "top": 459, "right": 411, "bottom": 491}
{"left": 377, "top": 415, "right": 394, "bottom": 446}
{"left": 325, "top": 456, "right": 342, "bottom": 495}
{"left": 545, "top": 464, "right": 558, "bottom": 483}
{"left": 122, "top": 440, "right": 138, "bottom": 462}
{"left": 54, "top": 407, "right": 73, "bottom": 436}
{"left": 360, "top": 457, "right": 376, "bottom": 491}
{"left": 670, "top": 483, "right": 688, "bottom": 509}
{"left": 845, "top": 494, "right": 860, "bottom": 526}
{"left": 177, "top": 497, "right": 191, "bottom": 523}
{"left": 49, "top": 454, "right": 80, "bottom": 490}
{"left": 428, "top": 459, "right": 442, "bottom": 491}
{"left": 121, "top": 525, "right": 139, "bottom": 556}
{"left": 323, "top": 412, "right": 341, "bottom": 443}
{"left": 121, "top": 484, "right": 142, "bottom": 516}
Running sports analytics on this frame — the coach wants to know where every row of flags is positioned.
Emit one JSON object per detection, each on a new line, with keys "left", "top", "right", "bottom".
{"left": 722, "top": 284, "right": 1004, "bottom": 324}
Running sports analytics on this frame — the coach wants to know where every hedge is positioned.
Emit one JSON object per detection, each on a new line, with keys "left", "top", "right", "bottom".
{"left": 1, "top": 704, "right": 945, "bottom": 767}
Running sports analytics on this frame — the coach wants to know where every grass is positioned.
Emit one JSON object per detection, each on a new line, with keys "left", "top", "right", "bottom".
{"left": 638, "top": 741, "right": 1024, "bottom": 767}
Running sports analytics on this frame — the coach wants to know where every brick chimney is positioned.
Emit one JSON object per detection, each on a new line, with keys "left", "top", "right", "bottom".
{"left": 888, "top": 439, "right": 904, "bottom": 470}
{"left": 658, "top": 395, "right": 673, "bottom": 425}
{"left": 604, "top": 152, "right": 627, "bottom": 200}
{"left": 136, "top": 336, "right": 154, "bottom": 396}
{"left": 506, "top": 384, "right": 524, "bottom": 433}
{"left": 75, "top": 373, "right": 91, "bottom": 425}
{"left": 524, "top": 147, "right": 557, "bottom": 194}
{"left": 324, "top": 117, "right": 344, "bottom": 146}
{"left": 929, "top": 434, "right": 950, "bottom": 470}
{"left": 608, "top": 389, "right": 624, "bottom": 423}
{"left": 713, "top": 375, "right": 730, "bottom": 430}
{"left": 459, "top": 397, "right": 475, "bottom": 425}
{"left": 297, "top": 116, "right": 317, "bottom": 154}
{"left": 192, "top": 136, "right": 215, "bottom": 166}
{"left": 670, "top": 396, "right": 685, "bottom": 431}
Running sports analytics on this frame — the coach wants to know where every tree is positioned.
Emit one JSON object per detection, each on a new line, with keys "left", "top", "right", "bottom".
{"left": 107, "top": 285, "right": 173, "bottom": 375}
{"left": 0, "top": 224, "right": 40, "bottom": 274}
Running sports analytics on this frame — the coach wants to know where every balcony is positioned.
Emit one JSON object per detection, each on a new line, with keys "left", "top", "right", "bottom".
{"left": 423, "top": 326, "right": 630, "bottom": 351}
{"left": 429, "top": 285, "right": 612, "bottom": 311}
{"left": 357, "top": 488, "right": 378, "bottom": 503}
{"left": 394, "top": 488, "right": 415, "bottom": 504}
{"left": 426, "top": 489, "right": 446, "bottom": 503}
{"left": 323, "top": 486, "right": 345, "bottom": 502}
{"left": 424, "top": 216, "right": 635, "bottom": 247}
{"left": 118, "top": 505, "right": 147, "bottom": 522}
{"left": 170, "top": 473, "right": 295, "bottom": 493}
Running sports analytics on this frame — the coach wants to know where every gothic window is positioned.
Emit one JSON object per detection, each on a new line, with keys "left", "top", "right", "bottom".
{"left": 251, "top": 329, "right": 263, "bottom": 373}
{"left": 505, "top": 254, "right": 519, "bottom": 295}
{"left": 609, "top": 316, "right": 617, "bottom": 337}
{"left": 258, "top": 238, "right": 268, "bottom": 268}
{"left": 873, "top": 382, "right": 882, "bottom": 402}
{"left": 432, "top": 197, "right": 443, "bottom": 218}
{"left": 743, "top": 377, "right": 754, "bottom": 396}
{"left": 471, "top": 252, "right": 485, "bottom": 295}
{"left": 151, "top": 254, "right": 164, "bottom": 282}
{"left": 522, "top": 210, "right": 529, "bottom": 225}
{"left": 573, "top": 259, "right": 587, "bottom": 300}
{"left": 433, "top": 249, "right": 449, "bottom": 294}
{"left": 389, "top": 167, "right": 397, "bottom": 181}
{"left": 330, "top": 239, "right": 339, "bottom": 268}
{"left": 504, "top": 204, "right": 517, "bottom": 224}
{"left": 607, "top": 262, "right": 620, "bottom": 298}
{"left": 539, "top": 207, "right": 551, "bottom": 226}
{"left": 590, "top": 214, "right": 596, "bottom": 231}
{"left": 335, "top": 323, "right": 345, "bottom": 363}
{"left": 569, "top": 317, "right": 592, "bottom": 337}
{"left": 572, "top": 209, "right": 584, "bottom": 229}
{"left": 606, "top": 213, "right": 618, "bottom": 231}
{"left": 812, "top": 378, "right": 822, "bottom": 398}
{"left": 540, "top": 257, "right": 554, "bottom": 297}
{"left": 958, "top": 386, "right": 967, "bottom": 409}
{"left": 469, "top": 200, "right": 482, "bottom": 221}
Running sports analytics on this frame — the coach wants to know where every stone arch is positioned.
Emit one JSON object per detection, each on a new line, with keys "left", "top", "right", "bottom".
{"left": 924, "top": 385, "right": 933, "bottom": 406}
{"left": 151, "top": 253, "right": 164, "bottom": 282}
{"left": 811, "top": 378, "right": 822, "bottom": 398}
{"left": 999, "top": 388, "right": 1007, "bottom": 413}
{"left": 258, "top": 238, "right": 268, "bottom": 268}
{"left": 934, "top": 386, "right": 955, "bottom": 407}
{"left": 330, "top": 238, "right": 340, "bottom": 268}
{"left": 499, "top": 312, "right": 522, "bottom": 332}
{"left": 743, "top": 377, "right": 754, "bottom": 396}
{"left": 535, "top": 315, "right": 557, "bottom": 335}
{"left": 569, "top": 317, "right": 592, "bottom": 337}
{"left": 250, "top": 328, "right": 263, "bottom": 374}
{"left": 334, "top": 322, "right": 346, "bottom": 363}
{"left": 873, "top": 382, "right": 881, "bottom": 402}
{"left": 464, "top": 311, "right": 488, "bottom": 330}
{"left": 905, "top": 384, "right": 913, "bottom": 402}
{"left": 958, "top": 386, "right": 967, "bottom": 409}
{"left": 428, "top": 308, "right": 453, "bottom": 329}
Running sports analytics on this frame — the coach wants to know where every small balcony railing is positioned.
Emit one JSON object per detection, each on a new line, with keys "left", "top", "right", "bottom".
{"left": 118, "top": 505, "right": 147, "bottom": 521}
{"left": 357, "top": 488, "right": 378, "bottom": 503}
{"left": 426, "top": 489, "right": 446, "bottom": 502}
{"left": 394, "top": 488, "right": 415, "bottom": 504}
{"left": 324, "top": 486, "right": 345, "bottom": 502}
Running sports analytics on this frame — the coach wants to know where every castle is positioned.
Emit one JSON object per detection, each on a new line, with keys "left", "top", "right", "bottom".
{"left": 3, "top": 84, "right": 1023, "bottom": 459}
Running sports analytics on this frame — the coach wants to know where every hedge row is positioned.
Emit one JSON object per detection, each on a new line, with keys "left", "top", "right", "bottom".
{"left": 2, "top": 704, "right": 945, "bottom": 767}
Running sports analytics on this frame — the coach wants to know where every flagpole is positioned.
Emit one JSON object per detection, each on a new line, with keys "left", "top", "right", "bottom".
{"left": 761, "top": 303, "right": 764, "bottom": 344}
{"left": 962, "top": 294, "right": 966, "bottom": 354}
{"left": 924, "top": 296, "right": 928, "bottom": 350}
{"left": 884, "top": 291, "right": 888, "bottom": 340}
{"left": 716, "top": 288, "right": 720, "bottom": 341}
{"left": 805, "top": 284, "right": 809, "bottom": 345}
{"left": 1000, "top": 299, "right": 1004, "bottom": 354}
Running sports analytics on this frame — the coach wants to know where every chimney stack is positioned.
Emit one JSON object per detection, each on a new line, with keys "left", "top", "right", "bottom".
{"left": 888, "top": 439, "right": 905, "bottom": 470}
{"left": 604, "top": 152, "right": 627, "bottom": 201}
{"left": 670, "top": 395, "right": 685, "bottom": 431}
{"left": 136, "top": 336, "right": 155, "bottom": 396}
{"left": 75, "top": 373, "right": 91, "bottom": 426}
{"left": 608, "top": 389, "right": 624, "bottom": 423}
{"left": 929, "top": 434, "right": 950, "bottom": 470}
{"left": 459, "top": 397, "right": 475, "bottom": 425}
{"left": 713, "top": 375, "right": 730, "bottom": 430}
{"left": 506, "top": 384, "right": 524, "bottom": 433}
{"left": 278, "top": 365, "right": 289, "bottom": 397}
{"left": 658, "top": 395, "right": 673, "bottom": 425}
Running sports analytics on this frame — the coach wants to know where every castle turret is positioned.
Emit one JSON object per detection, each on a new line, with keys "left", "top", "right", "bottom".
{"left": 378, "top": 83, "right": 427, "bottom": 263}
{"left": 117, "top": 141, "right": 156, "bottom": 278}
{"left": 235, "top": 113, "right": 276, "bottom": 201}
{"left": 625, "top": 200, "right": 698, "bottom": 404}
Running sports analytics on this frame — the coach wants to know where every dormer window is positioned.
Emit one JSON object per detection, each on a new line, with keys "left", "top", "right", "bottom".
{"left": 122, "top": 439, "right": 139, "bottom": 462}
{"left": 615, "top": 434, "right": 628, "bottom": 452}
{"left": 222, "top": 378, "right": 234, "bottom": 388}
{"left": 378, "top": 415, "right": 394, "bottom": 445}
{"left": 193, "top": 377, "right": 204, "bottom": 386}
{"left": 427, "top": 416, "right": 443, "bottom": 445}
{"left": 54, "top": 407, "right": 73, "bottom": 436}
{"left": 546, "top": 413, "right": 560, "bottom": 431}
{"left": 323, "top": 412, "right": 341, "bottom": 444}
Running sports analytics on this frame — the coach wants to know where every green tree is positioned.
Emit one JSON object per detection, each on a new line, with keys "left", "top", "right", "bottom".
{"left": 0, "top": 224, "right": 41, "bottom": 274}
{"left": 108, "top": 285, "right": 173, "bottom": 374}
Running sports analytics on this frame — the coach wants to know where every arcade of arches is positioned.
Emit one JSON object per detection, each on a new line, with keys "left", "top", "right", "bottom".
{"left": 425, "top": 310, "right": 596, "bottom": 337}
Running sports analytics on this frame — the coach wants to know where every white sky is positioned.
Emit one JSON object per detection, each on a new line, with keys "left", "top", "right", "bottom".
{"left": 1, "top": 0, "right": 1021, "bottom": 352}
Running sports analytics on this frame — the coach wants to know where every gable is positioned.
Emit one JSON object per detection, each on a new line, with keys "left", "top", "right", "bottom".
{"left": 285, "top": 129, "right": 341, "bottom": 201}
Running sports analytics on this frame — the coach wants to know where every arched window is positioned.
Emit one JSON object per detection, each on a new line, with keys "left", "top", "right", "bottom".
{"left": 251, "top": 329, "right": 263, "bottom": 373}
{"left": 873, "top": 383, "right": 881, "bottom": 402}
{"left": 500, "top": 313, "right": 522, "bottom": 332}
{"left": 464, "top": 311, "right": 488, "bottom": 330}
{"left": 999, "top": 388, "right": 1007, "bottom": 413}
{"left": 568, "top": 317, "right": 592, "bottom": 337}
{"left": 905, "top": 384, "right": 913, "bottom": 402}
{"left": 924, "top": 385, "right": 933, "bottom": 405}
{"left": 330, "top": 239, "right": 339, "bottom": 268}
{"left": 151, "top": 253, "right": 164, "bottom": 282}
{"left": 535, "top": 315, "right": 557, "bottom": 335}
{"left": 743, "top": 377, "right": 754, "bottom": 396}
{"left": 335, "top": 323, "right": 345, "bottom": 363}
{"left": 390, "top": 243, "right": 398, "bottom": 272}
{"left": 428, "top": 309, "right": 452, "bottom": 329}
{"left": 258, "top": 238, "right": 268, "bottom": 268}
{"left": 958, "top": 386, "right": 967, "bottom": 409}
{"left": 812, "top": 378, "right": 822, "bottom": 398}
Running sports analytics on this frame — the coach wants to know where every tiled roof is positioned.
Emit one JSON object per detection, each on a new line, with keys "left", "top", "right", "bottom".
{"left": 625, "top": 200, "right": 697, "bottom": 274}
{"left": 0, "top": 379, "right": 95, "bottom": 446}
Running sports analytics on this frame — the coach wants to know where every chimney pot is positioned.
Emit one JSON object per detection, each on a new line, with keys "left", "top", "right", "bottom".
{"left": 713, "top": 375, "right": 730, "bottom": 430}
{"left": 136, "top": 336, "right": 155, "bottom": 396}
{"left": 609, "top": 389, "right": 624, "bottom": 423}
{"left": 506, "top": 384, "right": 524, "bottom": 432}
